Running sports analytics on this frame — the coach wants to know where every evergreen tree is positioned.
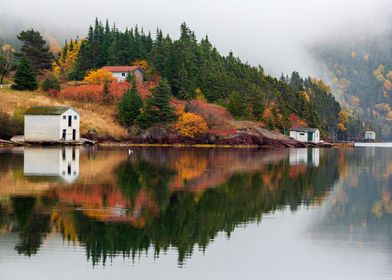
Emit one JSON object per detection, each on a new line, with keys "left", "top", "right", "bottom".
{"left": 12, "top": 58, "right": 37, "bottom": 90}
{"left": 102, "top": 80, "right": 113, "bottom": 104}
{"left": 17, "top": 29, "right": 53, "bottom": 72}
{"left": 227, "top": 91, "right": 246, "bottom": 118}
{"left": 137, "top": 78, "right": 176, "bottom": 128}
{"left": 117, "top": 83, "right": 142, "bottom": 126}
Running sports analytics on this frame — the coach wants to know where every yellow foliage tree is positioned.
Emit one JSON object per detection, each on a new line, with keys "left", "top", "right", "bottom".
{"left": 175, "top": 112, "right": 208, "bottom": 138}
{"left": 132, "top": 59, "right": 149, "bottom": 71}
{"left": 53, "top": 39, "right": 82, "bottom": 76}
{"left": 195, "top": 88, "right": 206, "bottom": 101}
{"left": 337, "top": 110, "right": 349, "bottom": 131}
{"left": 374, "top": 64, "right": 386, "bottom": 82}
{"left": 83, "top": 69, "right": 114, "bottom": 84}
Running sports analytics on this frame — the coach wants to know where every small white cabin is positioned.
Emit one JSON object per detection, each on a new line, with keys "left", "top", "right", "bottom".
{"left": 289, "top": 128, "right": 320, "bottom": 143}
{"left": 365, "top": 131, "right": 376, "bottom": 141}
{"left": 24, "top": 106, "right": 80, "bottom": 143}
{"left": 24, "top": 147, "right": 80, "bottom": 183}
{"left": 102, "top": 66, "right": 144, "bottom": 82}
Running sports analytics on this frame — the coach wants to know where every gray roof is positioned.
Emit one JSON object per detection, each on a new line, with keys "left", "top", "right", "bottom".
{"left": 25, "top": 106, "right": 76, "bottom": 115}
{"left": 289, "top": 127, "right": 318, "bottom": 133}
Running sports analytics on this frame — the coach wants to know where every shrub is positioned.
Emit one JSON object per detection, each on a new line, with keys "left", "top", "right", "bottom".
{"left": 0, "top": 111, "right": 24, "bottom": 140}
{"left": 58, "top": 80, "right": 129, "bottom": 102}
{"left": 175, "top": 112, "right": 208, "bottom": 138}
{"left": 83, "top": 69, "right": 114, "bottom": 85}
{"left": 41, "top": 76, "right": 61, "bottom": 92}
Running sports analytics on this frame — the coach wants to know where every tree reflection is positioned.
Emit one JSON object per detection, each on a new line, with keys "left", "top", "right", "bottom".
{"left": 0, "top": 148, "right": 339, "bottom": 265}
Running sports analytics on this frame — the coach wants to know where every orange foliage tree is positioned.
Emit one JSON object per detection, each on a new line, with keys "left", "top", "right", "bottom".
{"left": 83, "top": 69, "right": 114, "bottom": 85}
{"left": 175, "top": 112, "right": 208, "bottom": 138}
{"left": 289, "top": 113, "right": 307, "bottom": 128}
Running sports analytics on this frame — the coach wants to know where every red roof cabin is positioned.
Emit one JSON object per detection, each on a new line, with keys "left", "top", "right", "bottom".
{"left": 102, "top": 66, "right": 144, "bottom": 82}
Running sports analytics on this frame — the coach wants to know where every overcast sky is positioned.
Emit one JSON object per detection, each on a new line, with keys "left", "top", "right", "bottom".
{"left": 2, "top": 0, "right": 392, "bottom": 76}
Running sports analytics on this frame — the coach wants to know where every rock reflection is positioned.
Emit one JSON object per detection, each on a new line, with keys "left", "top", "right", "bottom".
{"left": 0, "top": 147, "right": 338, "bottom": 265}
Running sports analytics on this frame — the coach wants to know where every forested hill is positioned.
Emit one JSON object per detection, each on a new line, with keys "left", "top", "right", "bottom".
{"left": 2, "top": 19, "right": 347, "bottom": 138}
{"left": 57, "top": 19, "right": 342, "bottom": 135}
{"left": 313, "top": 31, "right": 392, "bottom": 139}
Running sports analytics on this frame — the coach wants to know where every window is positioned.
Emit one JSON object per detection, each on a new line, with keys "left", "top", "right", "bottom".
{"left": 63, "top": 115, "right": 66, "bottom": 120}
{"left": 74, "top": 115, "right": 77, "bottom": 120}
{"left": 68, "top": 116, "right": 72, "bottom": 127}
{"left": 299, "top": 133, "right": 305, "bottom": 136}
{"left": 122, "top": 72, "right": 125, "bottom": 76}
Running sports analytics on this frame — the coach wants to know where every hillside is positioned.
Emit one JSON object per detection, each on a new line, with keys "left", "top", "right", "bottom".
{"left": 0, "top": 88, "right": 128, "bottom": 139}
{"left": 313, "top": 31, "right": 392, "bottom": 139}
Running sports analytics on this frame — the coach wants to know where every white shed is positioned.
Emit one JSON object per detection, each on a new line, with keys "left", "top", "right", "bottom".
{"left": 364, "top": 131, "right": 376, "bottom": 141}
{"left": 289, "top": 128, "right": 320, "bottom": 143}
{"left": 102, "top": 66, "right": 144, "bottom": 82}
{"left": 24, "top": 147, "right": 80, "bottom": 183}
{"left": 24, "top": 106, "right": 80, "bottom": 143}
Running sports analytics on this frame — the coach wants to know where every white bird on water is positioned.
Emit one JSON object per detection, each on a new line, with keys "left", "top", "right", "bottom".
{"left": 128, "top": 149, "right": 133, "bottom": 155}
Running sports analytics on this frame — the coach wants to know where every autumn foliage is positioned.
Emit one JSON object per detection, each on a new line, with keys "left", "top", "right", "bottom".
{"left": 83, "top": 69, "right": 114, "bottom": 84}
{"left": 289, "top": 113, "right": 307, "bottom": 128}
{"left": 175, "top": 112, "right": 208, "bottom": 138}
{"left": 132, "top": 59, "right": 149, "bottom": 71}
{"left": 58, "top": 80, "right": 129, "bottom": 102}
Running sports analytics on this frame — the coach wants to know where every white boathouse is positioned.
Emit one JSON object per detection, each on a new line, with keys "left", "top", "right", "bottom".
{"left": 364, "top": 131, "right": 376, "bottom": 141}
{"left": 24, "top": 106, "right": 80, "bottom": 143}
{"left": 289, "top": 128, "right": 320, "bottom": 143}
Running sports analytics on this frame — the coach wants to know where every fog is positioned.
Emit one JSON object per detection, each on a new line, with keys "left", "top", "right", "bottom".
{"left": 2, "top": 0, "right": 392, "bottom": 76}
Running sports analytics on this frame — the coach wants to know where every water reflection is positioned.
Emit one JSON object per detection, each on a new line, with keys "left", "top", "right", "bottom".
{"left": 0, "top": 147, "right": 338, "bottom": 265}
{"left": 24, "top": 147, "right": 80, "bottom": 183}
{"left": 311, "top": 148, "right": 392, "bottom": 250}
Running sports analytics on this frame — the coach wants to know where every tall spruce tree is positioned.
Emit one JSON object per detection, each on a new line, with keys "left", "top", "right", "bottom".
{"left": 137, "top": 78, "right": 176, "bottom": 129}
{"left": 12, "top": 58, "right": 37, "bottom": 90}
{"left": 117, "top": 82, "right": 142, "bottom": 126}
{"left": 17, "top": 29, "right": 53, "bottom": 72}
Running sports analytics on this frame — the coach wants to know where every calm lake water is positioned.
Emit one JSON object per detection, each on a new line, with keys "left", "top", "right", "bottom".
{"left": 1, "top": 146, "right": 392, "bottom": 279}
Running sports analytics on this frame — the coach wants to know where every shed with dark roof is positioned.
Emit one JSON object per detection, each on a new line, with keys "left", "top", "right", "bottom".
{"left": 289, "top": 127, "right": 320, "bottom": 143}
{"left": 24, "top": 106, "right": 80, "bottom": 143}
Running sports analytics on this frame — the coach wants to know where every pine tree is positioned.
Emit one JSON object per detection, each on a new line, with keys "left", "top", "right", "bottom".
{"left": 102, "top": 80, "right": 113, "bottom": 104}
{"left": 117, "top": 83, "right": 142, "bottom": 126}
{"left": 137, "top": 78, "right": 176, "bottom": 129}
{"left": 12, "top": 58, "right": 37, "bottom": 90}
{"left": 17, "top": 29, "right": 53, "bottom": 72}
{"left": 227, "top": 91, "right": 246, "bottom": 118}
{"left": 152, "top": 78, "right": 177, "bottom": 122}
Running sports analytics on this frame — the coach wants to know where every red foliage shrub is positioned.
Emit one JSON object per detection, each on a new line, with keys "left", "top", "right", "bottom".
{"left": 185, "top": 100, "right": 233, "bottom": 128}
{"left": 58, "top": 80, "right": 133, "bottom": 103}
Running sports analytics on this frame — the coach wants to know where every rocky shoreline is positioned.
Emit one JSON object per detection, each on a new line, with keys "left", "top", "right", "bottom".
{"left": 1, "top": 127, "right": 336, "bottom": 149}
{"left": 87, "top": 126, "right": 334, "bottom": 148}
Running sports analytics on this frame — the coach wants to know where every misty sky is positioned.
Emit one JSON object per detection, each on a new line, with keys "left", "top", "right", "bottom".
{"left": 2, "top": 0, "right": 392, "bottom": 76}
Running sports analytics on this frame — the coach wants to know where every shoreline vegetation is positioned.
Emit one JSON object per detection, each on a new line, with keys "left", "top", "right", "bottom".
{"left": 0, "top": 87, "right": 339, "bottom": 149}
